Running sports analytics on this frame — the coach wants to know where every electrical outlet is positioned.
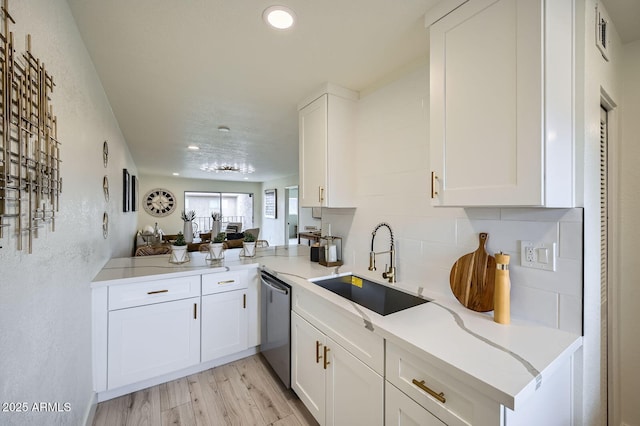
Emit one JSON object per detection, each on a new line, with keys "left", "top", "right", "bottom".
{"left": 520, "top": 240, "right": 557, "bottom": 271}
{"left": 524, "top": 246, "right": 535, "bottom": 262}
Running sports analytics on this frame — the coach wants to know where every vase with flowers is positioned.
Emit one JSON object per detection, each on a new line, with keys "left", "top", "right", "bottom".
{"left": 181, "top": 210, "right": 196, "bottom": 243}
{"left": 211, "top": 212, "right": 222, "bottom": 237}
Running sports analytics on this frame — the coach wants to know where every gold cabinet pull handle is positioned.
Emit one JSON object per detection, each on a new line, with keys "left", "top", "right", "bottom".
{"left": 431, "top": 172, "right": 439, "bottom": 199}
{"left": 147, "top": 289, "right": 168, "bottom": 295}
{"left": 193, "top": 303, "right": 197, "bottom": 319}
{"left": 316, "top": 341, "right": 322, "bottom": 364}
{"left": 218, "top": 280, "right": 235, "bottom": 285}
{"left": 323, "top": 346, "right": 330, "bottom": 370}
{"left": 412, "top": 379, "right": 446, "bottom": 404}
{"left": 319, "top": 186, "right": 324, "bottom": 203}
{"left": 243, "top": 293, "right": 246, "bottom": 309}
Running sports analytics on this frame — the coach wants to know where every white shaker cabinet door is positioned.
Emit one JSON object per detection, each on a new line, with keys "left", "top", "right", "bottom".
{"left": 298, "top": 86, "right": 357, "bottom": 209}
{"left": 201, "top": 290, "right": 248, "bottom": 362}
{"left": 430, "top": 0, "right": 574, "bottom": 207}
{"left": 325, "top": 335, "right": 384, "bottom": 426}
{"left": 299, "top": 94, "right": 328, "bottom": 208}
{"left": 291, "top": 311, "right": 326, "bottom": 425}
{"left": 107, "top": 297, "right": 200, "bottom": 389}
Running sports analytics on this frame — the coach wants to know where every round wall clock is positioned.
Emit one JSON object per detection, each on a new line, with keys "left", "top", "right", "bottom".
{"left": 143, "top": 188, "right": 177, "bottom": 217}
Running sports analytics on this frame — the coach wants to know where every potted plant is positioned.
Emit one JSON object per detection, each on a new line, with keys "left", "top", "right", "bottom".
{"left": 243, "top": 231, "right": 257, "bottom": 257}
{"left": 170, "top": 232, "right": 189, "bottom": 263}
{"left": 181, "top": 210, "right": 196, "bottom": 243}
{"left": 208, "top": 232, "right": 226, "bottom": 261}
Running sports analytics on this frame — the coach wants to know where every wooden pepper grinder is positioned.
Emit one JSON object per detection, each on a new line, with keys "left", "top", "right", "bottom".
{"left": 494, "top": 253, "right": 511, "bottom": 324}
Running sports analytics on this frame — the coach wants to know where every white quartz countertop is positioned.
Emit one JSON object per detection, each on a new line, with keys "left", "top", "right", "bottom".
{"left": 92, "top": 245, "right": 582, "bottom": 410}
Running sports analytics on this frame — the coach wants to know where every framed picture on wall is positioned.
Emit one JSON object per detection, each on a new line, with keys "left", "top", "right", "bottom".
{"left": 131, "top": 175, "right": 138, "bottom": 211}
{"left": 264, "top": 189, "right": 277, "bottom": 219}
{"left": 122, "top": 169, "right": 130, "bottom": 212}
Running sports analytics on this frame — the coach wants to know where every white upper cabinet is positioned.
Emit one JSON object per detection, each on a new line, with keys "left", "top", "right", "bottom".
{"left": 429, "top": 0, "right": 574, "bottom": 207}
{"left": 299, "top": 84, "right": 358, "bottom": 208}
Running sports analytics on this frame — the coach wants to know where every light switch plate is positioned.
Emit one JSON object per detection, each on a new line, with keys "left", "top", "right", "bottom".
{"left": 520, "top": 240, "right": 556, "bottom": 271}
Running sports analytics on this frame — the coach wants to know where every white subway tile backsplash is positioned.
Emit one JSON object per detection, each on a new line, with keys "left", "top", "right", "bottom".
{"left": 499, "top": 208, "right": 575, "bottom": 222}
{"left": 510, "top": 257, "right": 582, "bottom": 297}
{"left": 403, "top": 217, "right": 457, "bottom": 244}
{"left": 559, "top": 294, "right": 583, "bottom": 334}
{"left": 465, "top": 219, "right": 560, "bottom": 254}
{"left": 464, "top": 208, "right": 502, "bottom": 220}
{"left": 510, "top": 285, "right": 559, "bottom": 328}
{"left": 559, "top": 221, "right": 583, "bottom": 259}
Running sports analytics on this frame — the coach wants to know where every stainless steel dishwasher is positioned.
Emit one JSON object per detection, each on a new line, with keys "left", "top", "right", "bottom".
{"left": 260, "top": 270, "right": 291, "bottom": 388}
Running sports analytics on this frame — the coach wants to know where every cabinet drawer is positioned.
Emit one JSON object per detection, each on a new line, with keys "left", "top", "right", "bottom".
{"left": 387, "top": 342, "right": 496, "bottom": 426}
{"left": 109, "top": 275, "right": 200, "bottom": 310}
{"left": 293, "top": 287, "right": 384, "bottom": 375}
{"left": 202, "top": 270, "right": 247, "bottom": 295}
{"left": 386, "top": 381, "right": 446, "bottom": 426}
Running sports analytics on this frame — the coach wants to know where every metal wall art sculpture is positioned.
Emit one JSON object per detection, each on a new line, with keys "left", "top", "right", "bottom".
{"left": 0, "top": 0, "right": 62, "bottom": 253}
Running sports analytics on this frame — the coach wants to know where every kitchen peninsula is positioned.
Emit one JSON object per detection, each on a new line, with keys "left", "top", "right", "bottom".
{"left": 92, "top": 246, "right": 581, "bottom": 425}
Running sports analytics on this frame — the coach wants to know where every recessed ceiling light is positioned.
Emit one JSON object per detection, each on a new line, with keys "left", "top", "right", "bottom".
{"left": 217, "top": 126, "right": 230, "bottom": 132}
{"left": 263, "top": 6, "right": 296, "bottom": 30}
{"left": 187, "top": 145, "right": 199, "bottom": 150}
{"left": 172, "top": 172, "right": 180, "bottom": 176}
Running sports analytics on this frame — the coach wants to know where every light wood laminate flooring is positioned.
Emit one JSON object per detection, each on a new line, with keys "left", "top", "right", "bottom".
{"left": 93, "top": 354, "right": 318, "bottom": 426}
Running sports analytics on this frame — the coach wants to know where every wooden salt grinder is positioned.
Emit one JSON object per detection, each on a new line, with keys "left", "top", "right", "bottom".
{"left": 494, "top": 253, "right": 511, "bottom": 324}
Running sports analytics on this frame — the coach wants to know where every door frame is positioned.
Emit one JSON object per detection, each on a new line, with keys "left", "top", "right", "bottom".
{"left": 601, "top": 90, "right": 620, "bottom": 426}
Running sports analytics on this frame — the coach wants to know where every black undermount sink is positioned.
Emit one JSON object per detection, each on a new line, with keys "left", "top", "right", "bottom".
{"left": 310, "top": 275, "right": 429, "bottom": 316}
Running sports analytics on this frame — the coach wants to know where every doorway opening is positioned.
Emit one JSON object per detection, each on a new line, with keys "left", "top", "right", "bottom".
{"left": 284, "top": 186, "right": 298, "bottom": 245}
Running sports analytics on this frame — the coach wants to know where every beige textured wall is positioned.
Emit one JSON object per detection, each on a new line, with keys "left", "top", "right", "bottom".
{"left": 618, "top": 38, "right": 640, "bottom": 426}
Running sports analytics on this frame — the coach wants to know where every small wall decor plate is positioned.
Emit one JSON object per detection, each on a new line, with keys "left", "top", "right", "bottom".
{"left": 103, "top": 141, "right": 109, "bottom": 168}
{"left": 103, "top": 176, "right": 109, "bottom": 202}
{"left": 102, "top": 212, "right": 109, "bottom": 239}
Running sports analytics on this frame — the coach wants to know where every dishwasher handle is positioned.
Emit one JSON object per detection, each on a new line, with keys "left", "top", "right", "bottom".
{"left": 261, "top": 273, "right": 289, "bottom": 295}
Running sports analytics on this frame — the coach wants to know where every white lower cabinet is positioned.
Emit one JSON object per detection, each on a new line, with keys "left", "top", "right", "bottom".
{"left": 94, "top": 268, "right": 259, "bottom": 399}
{"left": 291, "top": 311, "right": 383, "bottom": 426}
{"left": 201, "top": 290, "right": 248, "bottom": 362}
{"left": 386, "top": 382, "right": 445, "bottom": 426}
{"left": 107, "top": 297, "right": 200, "bottom": 389}
{"left": 201, "top": 269, "right": 250, "bottom": 362}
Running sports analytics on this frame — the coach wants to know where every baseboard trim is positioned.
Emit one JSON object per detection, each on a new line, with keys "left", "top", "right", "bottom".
{"left": 97, "top": 346, "right": 259, "bottom": 402}
{"left": 83, "top": 392, "right": 97, "bottom": 426}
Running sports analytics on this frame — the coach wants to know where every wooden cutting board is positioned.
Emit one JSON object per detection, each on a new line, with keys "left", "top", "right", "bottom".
{"left": 450, "top": 233, "right": 496, "bottom": 312}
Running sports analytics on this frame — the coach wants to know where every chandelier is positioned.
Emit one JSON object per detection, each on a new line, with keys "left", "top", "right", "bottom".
{"left": 200, "top": 162, "right": 255, "bottom": 174}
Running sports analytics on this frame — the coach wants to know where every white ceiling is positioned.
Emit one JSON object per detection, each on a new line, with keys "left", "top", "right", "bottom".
{"left": 600, "top": 0, "right": 640, "bottom": 45}
{"left": 66, "top": 1, "right": 640, "bottom": 184}
{"left": 66, "top": 0, "right": 437, "bottom": 182}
